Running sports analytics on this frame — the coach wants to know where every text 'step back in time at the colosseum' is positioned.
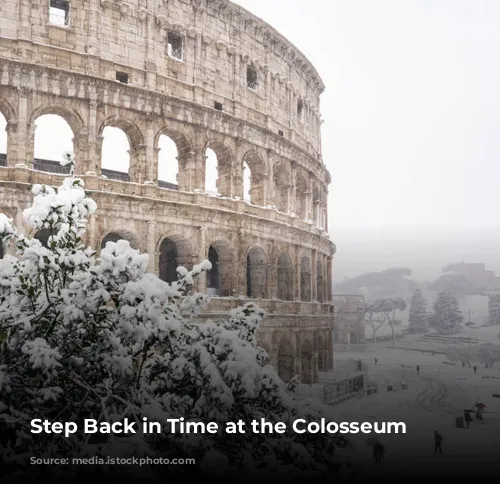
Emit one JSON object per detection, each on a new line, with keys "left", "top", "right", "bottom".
{"left": 0, "top": 0, "right": 336, "bottom": 384}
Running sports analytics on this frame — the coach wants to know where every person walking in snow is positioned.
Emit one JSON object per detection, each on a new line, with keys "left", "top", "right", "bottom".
{"left": 416, "top": 365, "right": 420, "bottom": 375}
{"left": 464, "top": 411, "right": 472, "bottom": 428}
{"left": 434, "top": 431, "right": 443, "bottom": 454}
{"left": 473, "top": 365, "right": 477, "bottom": 374}
{"left": 374, "top": 357, "right": 378, "bottom": 365}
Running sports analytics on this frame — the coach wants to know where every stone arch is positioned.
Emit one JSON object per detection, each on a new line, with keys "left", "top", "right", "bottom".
{"left": 30, "top": 105, "right": 84, "bottom": 139}
{"left": 316, "top": 259, "right": 324, "bottom": 302}
{"left": 300, "top": 256, "right": 311, "bottom": 301}
{"left": 300, "top": 338, "right": 313, "bottom": 384}
{"left": 157, "top": 234, "right": 194, "bottom": 283}
{"left": 246, "top": 245, "right": 267, "bottom": 299}
{"left": 99, "top": 116, "right": 143, "bottom": 148}
{"left": 155, "top": 126, "right": 194, "bottom": 189}
{"left": 206, "top": 239, "right": 234, "bottom": 297}
{"left": 273, "top": 163, "right": 290, "bottom": 212}
{"left": 295, "top": 172, "right": 308, "bottom": 220}
{"left": 277, "top": 338, "right": 295, "bottom": 383}
{"left": 204, "top": 138, "right": 233, "bottom": 197}
{"left": 242, "top": 150, "right": 266, "bottom": 206}
{"left": 0, "top": 98, "right": 16, "bottom": 126}
{"left": 277, "top": 251, "right": 294, "bottom": 301}
{"left": 99, "top": 230, "right": 140, "bottom": 251}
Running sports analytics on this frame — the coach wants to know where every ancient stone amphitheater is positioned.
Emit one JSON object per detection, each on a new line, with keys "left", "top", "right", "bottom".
{"left": 0, "top": 0, "right": 335, "bottom": 384}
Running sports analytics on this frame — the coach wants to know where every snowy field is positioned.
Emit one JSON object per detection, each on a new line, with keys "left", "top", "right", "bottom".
{"left": 321, "top": 337, "right": 500, "bottom": 479}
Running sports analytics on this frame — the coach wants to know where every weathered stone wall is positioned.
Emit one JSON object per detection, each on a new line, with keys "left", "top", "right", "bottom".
{"left": 0, "top": 0, "right": 335, "bottom": 384}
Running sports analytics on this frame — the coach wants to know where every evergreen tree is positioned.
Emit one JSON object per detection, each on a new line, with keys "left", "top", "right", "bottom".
{"left": 408, "top": 289, "right": 428, "bottom": 333}
{"left": 430, "top": 292, "right": 463, "bottom": 335}
{"left": 0, "top": 157, "right": 341, "bottom": 480}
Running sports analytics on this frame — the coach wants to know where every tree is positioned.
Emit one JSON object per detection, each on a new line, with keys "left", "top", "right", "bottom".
{"left": 0, "top": 161, "right": 341, "bottom": 480}
{"left": 408, "top": 289, "right": 429, "bottom": 334}
{"left": 364, "top": 299, "right": 387, "bottom": 343}
{"left": 429, "top": 292, "right": 463, "bottom": 335}
{"left": 378, "top": 298, "right": 407, "bottom": 349}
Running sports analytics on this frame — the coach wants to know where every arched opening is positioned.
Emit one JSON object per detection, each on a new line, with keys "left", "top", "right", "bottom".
{"left": 295, "top": 174, "right": 308, "bottom": 220}
{"left": 246, "top": 246, "right": 267, "bottom": 299}
{"left": 206, "top": 241, "right": 233, "bottom": 297}
{"left": 158, "top": 235, "right": 193, "bottom": 283}
{"left": 273, "top": 165, "right": 289, "bottom": 212}
{"left": 300, "top": 256, "right": 311, "bottom": 301}
{"left": 277, "top": 251, "right": 294, "bottom": 301}
{"left": 242, "top": 151, "right": 266, "bottom": 206}
{"left": 300, "top": 339, "right": 313, "bottom": 384}
{"left": 278, "top": 339, "right": 294, "bottom": 383}
{"left": 100, "top": 231, "right": 138, "bottom": 250}
{"left": 205, "top": 147, "right": 218, "bottom": 194}
{"left": 316, "top": 260, "right": 324, "bottom": 302}
{"left": 34, "top": 228, "right": 53, "bottom": 248}
{"left": 33, "top": 114, "right": 74, "bottom": 174}
{"left": 204, "top": 141, "right": 232, "bottom": 197}
{"left": 243, "top": 161, "right": 251, "bottom": 202}
{"left": 101, "top": 127, "right": 130, "bottom": 181}
{"left": 0, "top": 112, "right": 7, "bottom": 166}
{"left": 158, "top": 134, "right": 179, "bottom": 190}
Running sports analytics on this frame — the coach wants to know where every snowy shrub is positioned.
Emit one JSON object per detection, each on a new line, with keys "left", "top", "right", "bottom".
{"left": 0, "top": 170, "right": 339, "bottom": 480}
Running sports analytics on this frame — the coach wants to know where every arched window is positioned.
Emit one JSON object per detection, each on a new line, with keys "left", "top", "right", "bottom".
{"left": 159, "top": 238, "right": 178, "bottom": 283}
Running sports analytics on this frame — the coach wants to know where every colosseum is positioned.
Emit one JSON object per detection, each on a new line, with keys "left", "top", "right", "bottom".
{"left": 0, "top": 0, "right": 335, "bottom": 384}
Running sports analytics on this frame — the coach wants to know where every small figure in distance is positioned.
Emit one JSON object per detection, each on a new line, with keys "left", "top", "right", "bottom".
{"left": 374, "top": 357, "right": 378, "bottom": 365}
{"left": 373, "top": 443, "right": 385, "bottom": 464}
{"left": 434, "top": 430, "right": 443, "bottom": 454}
{"left": 416, "top": 365, "right": 420, "bottom": 375}
{"left": 473, "top": 365, "right": 477, "bottom": 375}
{"left": 464, "top": 410, "right": 472, "bottom": 428}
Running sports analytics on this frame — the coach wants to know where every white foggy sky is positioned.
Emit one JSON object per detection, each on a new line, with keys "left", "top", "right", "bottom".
{"left": 232, "top": 0, "right": 500, "bottom": 282}
{"left": 2, "top": 0, "right": 499, "bottom": 282}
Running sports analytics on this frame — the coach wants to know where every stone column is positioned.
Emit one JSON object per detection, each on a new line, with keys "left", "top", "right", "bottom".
{"left": 177, "top": 151, "right": 196, "bottom": 191}
{"left": 146, "top": 220, "right": 156, "bottom": 273}
{"left": 327, "top": 257, "right": 333, "bottom": 302}
{"left": 196, "top": 225, "right": 207, "bottom": 293}
{"left": 295, "top": 250, "right": 301, "bottom": 301}
{"left": 311, "top": 249, "right": 317, "bottom": 301}
{"left": 8, "top": 88, "right": 31, "bottom": 167}
{"left": 128, "top": 144, "right": 147, "bottom": 184}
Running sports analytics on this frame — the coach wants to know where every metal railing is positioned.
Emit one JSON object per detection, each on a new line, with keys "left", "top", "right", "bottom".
{"left": 33, "top": 158, "right": 71, "bottom": 175}
{"left": 101, "top": 168, "right": 130, "bottom": 182}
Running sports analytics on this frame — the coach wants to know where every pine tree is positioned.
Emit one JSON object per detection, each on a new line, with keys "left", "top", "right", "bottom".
{"left": 430, "top": 292, "right": 463, "bottom": 335}
{"left": 408, "top": 289, "right": 428, "bottom": 333}
{"left": 0, "top": 157, "right": 341, "bottom": 480}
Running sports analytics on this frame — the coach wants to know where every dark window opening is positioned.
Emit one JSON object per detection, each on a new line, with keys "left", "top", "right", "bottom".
{"left": 247, "top": 66, "right": 258, "bottom": 90}
{"left": 278, "top": 130, "right": 284, "bottom": 137}
{"left": 49, "top": 0, "right": 70, "bottom": 26}
{"left": 116, "top": 72, "right": 129, "bottom": 84}
{"left": 297, "top": 98, "right": 303, "bottom": 118}
{"left": 167, "top": 32, "right": 184, "bottom": 60}
{"left": 159, "top": 239, "right": 179, "bottom": 284}
{"left": 214, "top": 101, "right": 223, "bottom": 111}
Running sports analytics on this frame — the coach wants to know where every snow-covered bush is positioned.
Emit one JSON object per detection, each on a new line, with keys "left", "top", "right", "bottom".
{"left": 0, "top": 168, "right": 339, "bottom": 480}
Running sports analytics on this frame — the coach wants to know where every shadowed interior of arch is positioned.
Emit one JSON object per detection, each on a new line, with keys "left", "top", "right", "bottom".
{"left": 100, "top": 231, "right": 138, "bottom": 250}
{"left": 277, "top": 339, "right": 294, "bottom": 383}
{"left": 207, "top": 240, "right": 233, "bottom": 297}
{"left": 159, "top": 235, "right": 193, "bottom": 283}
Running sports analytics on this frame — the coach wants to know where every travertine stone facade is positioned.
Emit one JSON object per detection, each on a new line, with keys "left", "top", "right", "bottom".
{"left": 0, "top": 0, "right": 336, "bottom": 383}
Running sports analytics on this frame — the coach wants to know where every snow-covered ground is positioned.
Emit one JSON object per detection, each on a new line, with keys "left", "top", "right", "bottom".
{"left": 318, "top": 339, "right": 500, "bottom": 479}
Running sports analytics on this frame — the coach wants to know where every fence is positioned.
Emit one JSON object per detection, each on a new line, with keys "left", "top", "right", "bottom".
{"left": 324, "top": 374, "right": 364, "bottom": 405}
